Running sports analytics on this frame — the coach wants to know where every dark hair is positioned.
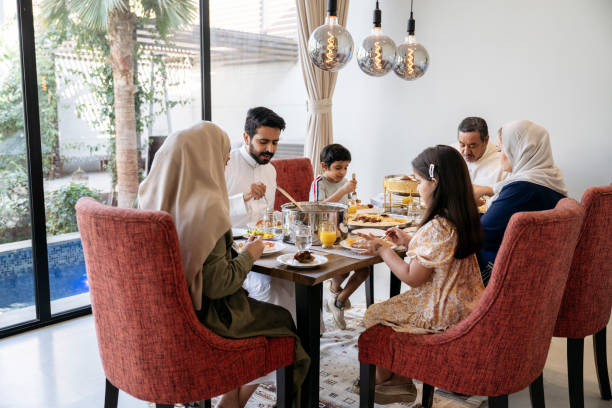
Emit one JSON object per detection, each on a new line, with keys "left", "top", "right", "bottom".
{"left": 244, "top": 107, "right": 286, "bottom": 137}
{"left": 411, "top": 145, "right": 483, "bottom": 259}
{"left": 320, "top": 143, "right": 352, "bottom": 167}
{"left": 458, "top": 117, "right": 489, "bottom": 142}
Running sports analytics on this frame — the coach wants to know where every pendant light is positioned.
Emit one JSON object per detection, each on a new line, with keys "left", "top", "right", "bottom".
{"left": 308, "top": 0, "right": 354, "bottom": 72}
{"left": 357, "top": 1, "right": 396, "bottom": 77}
{"left": 394, "top": 0, "right": 430, "bottom": 81}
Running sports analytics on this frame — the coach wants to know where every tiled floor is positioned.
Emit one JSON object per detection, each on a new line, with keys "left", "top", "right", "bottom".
{"left": 0, "top": 266, "right": 610, "bottom": 408}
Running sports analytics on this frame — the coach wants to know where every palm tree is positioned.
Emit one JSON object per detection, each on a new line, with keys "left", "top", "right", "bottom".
{"left": 42, "top": 0, "right": 197, "bottom": 207}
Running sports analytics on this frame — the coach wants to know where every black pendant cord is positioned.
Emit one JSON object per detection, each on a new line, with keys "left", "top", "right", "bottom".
{"left": 373, "top": 1, "right": 381, "bottom": 28}
{"left": 408, "top": 0, "right": 416, "bottom": 35}
{"left": 328, "top": 0, "right": 337, "bottom": 17}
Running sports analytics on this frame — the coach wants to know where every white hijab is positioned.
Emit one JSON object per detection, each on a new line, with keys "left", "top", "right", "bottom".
{"left": 490, "top": 120, "right": 567, "bottom": 204}
{"left": 138, "top": 121, "right": 232, "bottom": 311}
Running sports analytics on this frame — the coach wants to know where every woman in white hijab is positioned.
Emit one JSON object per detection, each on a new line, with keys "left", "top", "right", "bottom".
{"left": 138, "top": 121, "right": 309, "bottom": 407}
{"left": 479, "top": 120, "right": 567, "bottom": 285}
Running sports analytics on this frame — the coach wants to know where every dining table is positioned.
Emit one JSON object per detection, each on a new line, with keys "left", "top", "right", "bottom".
{"left": 251, "top": 242, "right": 404, "bottom": 408}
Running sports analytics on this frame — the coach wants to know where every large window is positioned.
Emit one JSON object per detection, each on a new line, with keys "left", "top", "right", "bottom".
{"left": 0, "top": 1, "right": 36, "bottom": 328}
{"left": 209, "top": 0, "right": 306, "bottom": 156}
{"left": 0, "top": 0, "right": 202, "bottom": 334}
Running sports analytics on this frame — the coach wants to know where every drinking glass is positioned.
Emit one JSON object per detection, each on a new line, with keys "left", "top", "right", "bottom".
{"left": 295, "top": 224, "right": 313, "bottom": 252}
{"left": 262, "top": 209, "right": 275, "bottom": 234}
{"left": 318, "top": 221, "right": 337, "bottom": 249}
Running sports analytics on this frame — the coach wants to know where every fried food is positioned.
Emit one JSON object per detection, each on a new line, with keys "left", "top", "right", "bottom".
{"left": 348, "top": 214, "right": 408, "bottom": 227}
{"left": 294, "top": 250, "right": 314, "bottom": 263}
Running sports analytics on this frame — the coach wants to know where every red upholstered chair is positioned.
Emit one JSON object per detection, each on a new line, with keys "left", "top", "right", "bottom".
{"left": 75, "top": 198, "right": 295, "bottom": 408}
{"left": 359, "top": 198, "right": 584, "bottom": 408}
{"left": 553, "top": 184, "right": 612, "bottom": 407}
{"left": 271, "top": 158, "right": 314, "bottom": 210}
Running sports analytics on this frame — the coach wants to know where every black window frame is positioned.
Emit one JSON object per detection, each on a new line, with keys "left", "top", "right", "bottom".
{"left": 0, "top": 0, "right": 211, "bottom": 338}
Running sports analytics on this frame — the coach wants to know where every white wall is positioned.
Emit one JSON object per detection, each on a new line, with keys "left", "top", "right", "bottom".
{"left": 210, "top": 61, "right": 307, "bottom": 145}
{"left": 330, "top": 0, "right": 612, "bottom": 200}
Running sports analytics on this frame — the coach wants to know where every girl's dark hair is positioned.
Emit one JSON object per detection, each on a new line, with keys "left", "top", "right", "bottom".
{"left": 411, "top": 145, "right": 483, "bottom": 259}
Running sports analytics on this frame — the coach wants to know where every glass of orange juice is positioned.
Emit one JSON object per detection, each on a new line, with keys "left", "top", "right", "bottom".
{"left": 319, "top": 221, "right": 337, "bottom": 248}
{"left": 348, "top": 198, "right": 357, "bottom": 214}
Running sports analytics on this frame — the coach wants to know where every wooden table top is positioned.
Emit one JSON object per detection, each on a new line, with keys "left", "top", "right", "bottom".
{"left": 251, "top": 246, "right": 384, "bottom": 286}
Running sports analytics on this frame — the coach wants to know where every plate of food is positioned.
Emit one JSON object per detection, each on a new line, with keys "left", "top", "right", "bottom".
{"left": 234, "top": 240, "right": 285, "bottom": 256}
{"left": 276, "top": 251, "right": 327, "bottom": 269}
{"left": 355, "top": 206, "right": 384, "bottom": 215}
{"left": 347, "top": 213, "right": 411, "bottom": 229}
{"left": 339, "top": 236, "right": 396, "bottom": 253}
{"left": 245, "top": 228, "right": 276, "bottom": 240}
{"left": 232, "top": 227, "right": 247, "bottom": 238}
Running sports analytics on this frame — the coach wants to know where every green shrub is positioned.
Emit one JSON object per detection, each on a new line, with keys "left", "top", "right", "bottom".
{"left": 45, "top": 182, "right": 101, "bottom": 235}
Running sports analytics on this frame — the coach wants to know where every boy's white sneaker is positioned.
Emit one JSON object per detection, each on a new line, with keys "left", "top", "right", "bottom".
{"left": 326, "top": 297, "right": 347, "bottom": 330}
{"left": 323, "top": 279, "right": 351, "bottom": 309}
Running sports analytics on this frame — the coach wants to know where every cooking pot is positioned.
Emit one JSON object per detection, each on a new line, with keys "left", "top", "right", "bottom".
{"left": 281, "top": 202, "right": 348, "bottom": 245}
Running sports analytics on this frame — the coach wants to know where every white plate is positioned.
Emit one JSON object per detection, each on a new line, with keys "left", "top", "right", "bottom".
{"left": 351, "top": 228, "right": 386, "bottom": 237}
{"left": 355, "top": 207, "right": 384, "bottom": 215}
{"left": 232, "top": 228, "right": 247, "bottom": 238}
{"left": 339, "top": 237, "right": 396, "bottom": 253}
{"left": 276, "top": 253, "right": 327, "bottom": 269}
{"left": 234, "top": 240, "right": 286, "bottom": 256}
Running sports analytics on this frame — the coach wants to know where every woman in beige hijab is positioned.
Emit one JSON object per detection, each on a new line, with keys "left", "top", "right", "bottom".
{"left": 479, "top": 120, "right": 567, "bottom": 285}
{"left": 138, "top": 121, "right": 309, "bottom": 407}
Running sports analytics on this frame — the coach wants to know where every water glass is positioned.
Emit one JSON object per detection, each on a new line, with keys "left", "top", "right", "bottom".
{"left": 295, "top": 224, "right": 313, "bottom": 252}
{"left": 262, "top": 210, "right": 275, "bottom": 233}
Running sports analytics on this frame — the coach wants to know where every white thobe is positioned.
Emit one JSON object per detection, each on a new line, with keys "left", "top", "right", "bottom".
{"left": 454, "top": 142, "right": 507, "bottom": 187}
{"left": 225, "top": 145, "right": 296, "bottom": 322}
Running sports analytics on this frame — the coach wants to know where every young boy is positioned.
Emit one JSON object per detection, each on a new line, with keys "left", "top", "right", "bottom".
{"left": 309, "top": 144, "right": 370, "bottom": 330}
{"left": 309, "top": 144, "right": 356, "bottom": 204}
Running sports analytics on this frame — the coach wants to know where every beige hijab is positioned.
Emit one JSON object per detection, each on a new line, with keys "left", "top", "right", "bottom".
{"left": 490, "top": 120, "right": 567, "bottom": 203}
{"left": 138, "top": 121, "right": 232, "bottom": 311}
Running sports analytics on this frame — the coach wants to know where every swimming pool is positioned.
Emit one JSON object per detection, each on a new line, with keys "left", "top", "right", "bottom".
{"left": 0, "top": 233, "right": 88, "bottom": 311}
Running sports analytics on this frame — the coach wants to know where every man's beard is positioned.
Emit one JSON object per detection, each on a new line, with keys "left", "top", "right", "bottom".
{"left": 249, "top": 142, "right": 273, "bottom": 164}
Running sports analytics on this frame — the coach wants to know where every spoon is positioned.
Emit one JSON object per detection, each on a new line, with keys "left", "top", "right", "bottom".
{"left": 276, "top": 186, "right": 304, "bottom": 211}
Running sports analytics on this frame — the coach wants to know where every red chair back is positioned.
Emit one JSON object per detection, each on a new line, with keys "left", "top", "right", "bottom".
{"left": 76, "top": 198, "right": 271, "bottom": 403}
{"left": 359, "top": 199, "right": 584, "bottom": 397}
{"left": 554, "top": 184, "right": 612, "bottom": 338}
{"left": 454, "top": 198, "right": 584, "bottom": 393}
{"left": 271, "top": 158, "right": 313, "bottom": 211}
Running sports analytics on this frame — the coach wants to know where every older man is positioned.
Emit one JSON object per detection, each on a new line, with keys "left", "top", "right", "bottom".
{"left": 455, "top": 117, "right": 506, "bottom": 199}
{"left": 225, "top": 106, "right": 296, "bottom": 321}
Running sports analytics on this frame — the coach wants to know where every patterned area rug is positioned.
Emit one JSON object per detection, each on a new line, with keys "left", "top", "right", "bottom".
{"left": 207, "top": 304, "right": 487, "bottom": 408}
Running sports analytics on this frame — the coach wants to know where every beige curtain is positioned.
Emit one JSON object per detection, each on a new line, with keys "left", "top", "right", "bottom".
{"left": 295, "top": 0, "right": 350, "bottom": 175}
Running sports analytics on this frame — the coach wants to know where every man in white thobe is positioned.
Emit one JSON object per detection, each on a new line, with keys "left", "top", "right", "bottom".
{"left": 454, "top": 117, "right": 506, "bottom": 201}
{"left": 225, "top": 107, "right": 296, "bottom": 321}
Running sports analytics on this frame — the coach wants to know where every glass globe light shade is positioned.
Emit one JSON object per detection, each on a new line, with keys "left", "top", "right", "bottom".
{"left": 357, "top": 28, "right": 396, "bottom": 77}
{"left": 308, "top": 16, "right": 354, "bottom": 72}
{"left": 394, "top": 35, "right": 429, "bottom": 80}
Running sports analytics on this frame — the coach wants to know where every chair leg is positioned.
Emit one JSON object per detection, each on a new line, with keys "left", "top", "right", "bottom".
{"left": 104, "top": 378, "right": 119, "bottom": 408}
{"left": 360, "top": 362, "right": 375, "bottom": 408}
{"left": 421, "top": 383, "right": 434, "bottom": 408}
{"left": 593, "top": 327, "right": 611, "bottom": 400}
{"left": 276, "top": 364, "right": 294, "bottom": 408}
{"left": 365, "top": 265, "right": 374, "bottom": 307}
{"left": 488, "top": 394, "right": 508, "bottom": 408}
{"left": 568, "top": 337, "right": 585, "bottom": 408}
{"left": 529, "top": 374, "right": 545, "bottom": 408}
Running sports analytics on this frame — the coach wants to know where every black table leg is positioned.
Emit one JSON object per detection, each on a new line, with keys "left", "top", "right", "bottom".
{"left": 390, "top": 271, "right": 401, "bottom": 298}
{"left": 295, "top": 283, "right": 322, "bottom": 408}
{"left": 365, "top": 265, "right": 374, "bottom": 307}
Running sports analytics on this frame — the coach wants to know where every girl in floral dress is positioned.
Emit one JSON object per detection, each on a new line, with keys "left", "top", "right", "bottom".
{"left": 361, "top": 145, "right": 485, "bottom": 402}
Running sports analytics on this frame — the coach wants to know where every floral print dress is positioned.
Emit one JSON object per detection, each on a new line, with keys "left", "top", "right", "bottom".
{"left": 363, "top": 216, "right": 484, "bottom": 333}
